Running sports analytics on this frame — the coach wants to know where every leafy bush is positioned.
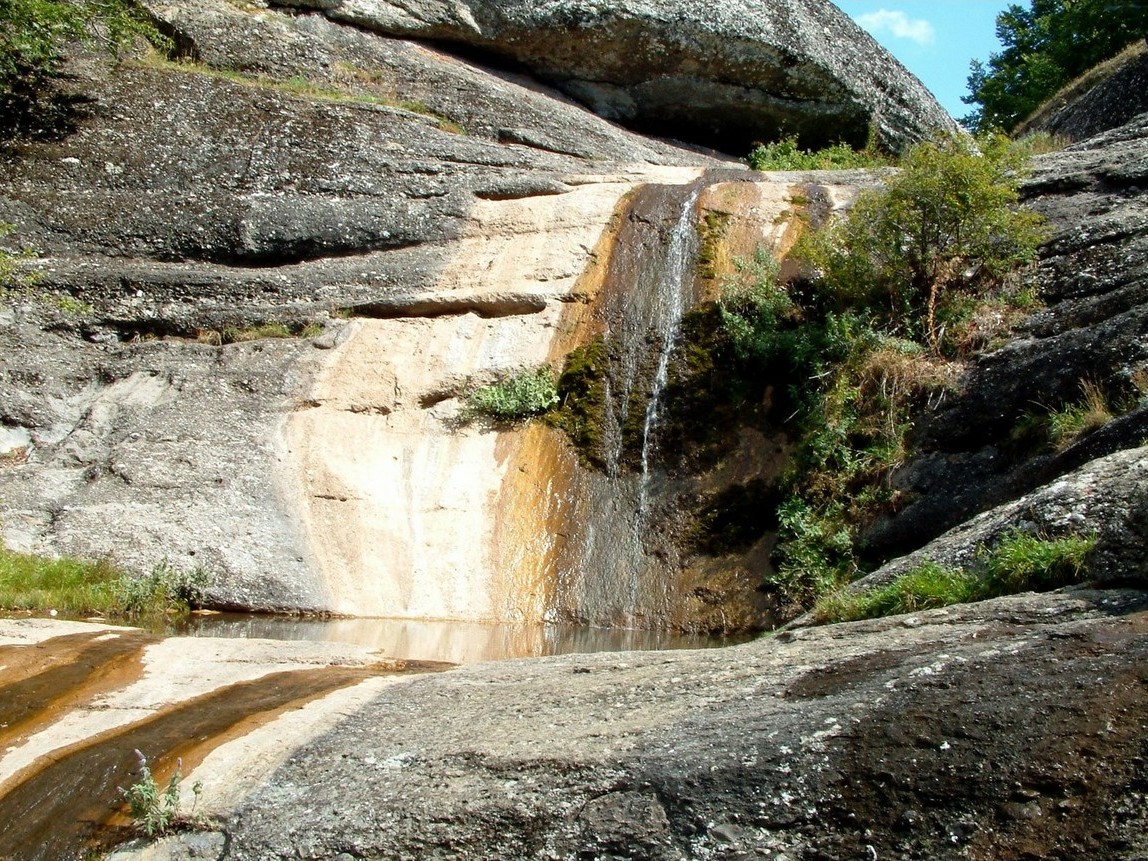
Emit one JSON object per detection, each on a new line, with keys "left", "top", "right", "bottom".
{"left": 797, "top": 134, "right": 1046, "bottom": 354}
{"left": 462, "top": 367, "right": 558, "bottom": 423}
{"left": 113, "top": 561, "right": 210, "bottom": 617}
{"left": 747, "top": 136, "right": 887, "bottom": 171}
{"left": 0, "top": 0, "right": 169, "bottom": 139}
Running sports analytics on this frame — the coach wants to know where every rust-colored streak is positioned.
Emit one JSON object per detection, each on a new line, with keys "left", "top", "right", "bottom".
{"left": 0, "top": 631, "right": 156, "bottom": 752}
{"left": 0, "top": 659, "right": 446, "bottom": 861}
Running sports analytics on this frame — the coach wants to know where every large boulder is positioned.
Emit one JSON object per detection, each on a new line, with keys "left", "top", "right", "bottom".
{"left": 276, "top": 0, "right": 957, "bottom": 153}
{"left": 103, "top": 588, "right": 1148, "bottom": 861}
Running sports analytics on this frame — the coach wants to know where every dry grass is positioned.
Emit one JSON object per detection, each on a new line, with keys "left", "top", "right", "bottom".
{"left": 1017, "top": 39, "right": 1148, "bottom": 135}
{"left": 1049, "top": 379, "right": 1114, "bottom": 451}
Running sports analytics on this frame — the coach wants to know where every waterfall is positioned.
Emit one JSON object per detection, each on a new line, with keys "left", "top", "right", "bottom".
{"left": 637, "top": 185, "right": 702, "bottom": 510}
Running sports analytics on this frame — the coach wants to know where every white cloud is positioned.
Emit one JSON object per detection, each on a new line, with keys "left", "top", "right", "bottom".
{"left": 855, "top": 9, "right": 936, "bottom": 46}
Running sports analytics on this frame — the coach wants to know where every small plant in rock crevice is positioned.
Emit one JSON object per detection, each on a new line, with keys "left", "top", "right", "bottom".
{"left": 460, "top": 366, "right": 559, "bottom": 423}
{"left": 119, "top": 750, "right": 201, "bottom": 837}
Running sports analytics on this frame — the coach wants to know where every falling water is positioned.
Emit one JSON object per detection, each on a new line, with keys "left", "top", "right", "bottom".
{"left": 544, "top": 178, "right": 709, "bottom": 630}
{"left": 637, "top": 185, "right": 702, "bottom": 511}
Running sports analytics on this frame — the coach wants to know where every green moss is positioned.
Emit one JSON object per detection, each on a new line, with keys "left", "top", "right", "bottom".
{"left": 548, "top": 339, "right": 611, "bottom": 468}
{"left": 697, "top": 211, "right": 731, "bottom": 281}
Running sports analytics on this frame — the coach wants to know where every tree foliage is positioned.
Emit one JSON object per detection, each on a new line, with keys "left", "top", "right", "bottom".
{"left": 963, "top": 0, "right": 1148, "bottom": 132}
{"left": 0, "top": 0, "right": 167, "bottom": 139}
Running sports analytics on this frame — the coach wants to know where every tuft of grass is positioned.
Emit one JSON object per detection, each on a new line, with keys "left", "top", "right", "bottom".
{"left": 1048, "top": 380, "right": 1113, "bottom": 451}
{"left": 0, "top": 543, "right": 210, "bottom": 621}
{"left": 747, "top": 137, "right": 888, "bottom": 171}
{"left": 0, "top": 222, "right": 43, "bottom": 294}
{"left": 813, "top": 561, "right": 975, "bottom": 623}
{"left": 1009, "top": 131, "right": 1072, "bottom": 156}
{"left": 198, "top": 321, "right": 323, "bottom": 345}
{"left": 814, "top": 531, "right": 1097, "bottom": 624}
{"left": 461, "top": 367, "right": 559, "bottom": 423}
{"left": 978, "top": 530, "right": 1095, "bottom": 594}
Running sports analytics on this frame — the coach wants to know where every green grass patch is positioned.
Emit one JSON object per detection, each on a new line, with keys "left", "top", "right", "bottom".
{"left": 813, "top": 561, "right": 975, "bottom": 623}
{"left": 135, "top": 57, "right": 465, "bottom": 132}
{"left": 0, "top": 544, "right": 210, "bottom": 622}
{"left": 813, "top": 531, "right": 1097, "bottom": 624}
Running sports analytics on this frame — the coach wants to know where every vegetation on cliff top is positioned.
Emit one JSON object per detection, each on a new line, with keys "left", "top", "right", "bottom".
{"left": 962, "top": 0, "right": 1148, "bottom": 132}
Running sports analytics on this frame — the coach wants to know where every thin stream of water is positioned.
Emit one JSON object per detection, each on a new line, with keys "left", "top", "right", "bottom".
{"left": 637, "top": 184, "right": 702, "bottom": 513}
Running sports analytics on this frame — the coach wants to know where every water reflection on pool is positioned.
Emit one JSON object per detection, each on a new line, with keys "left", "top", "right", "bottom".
{"left": 180, "top": 614, "right": 754, "bottom": 665}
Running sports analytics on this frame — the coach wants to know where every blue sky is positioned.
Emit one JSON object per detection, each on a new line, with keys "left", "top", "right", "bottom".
{"left": 835, "top": 1, "right": 1014, "bottom": 119}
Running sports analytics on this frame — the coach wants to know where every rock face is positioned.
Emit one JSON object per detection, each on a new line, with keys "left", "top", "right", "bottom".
{"left": 0, "top": 0, "right": 722, "bottom": 615}
{"left": 278, "top": 0, "right": 957, "bottom": 152}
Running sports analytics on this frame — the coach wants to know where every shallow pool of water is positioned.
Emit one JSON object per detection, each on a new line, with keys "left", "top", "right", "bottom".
{"left": 179, "top": 614, "right": 754, "bottom": 664}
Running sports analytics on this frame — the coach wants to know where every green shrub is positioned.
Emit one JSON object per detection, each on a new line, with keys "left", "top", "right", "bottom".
{"left": 796, "top": 133, "right": 1047, "bottom": 354}
{"left": 747, "top": 137, "right": 888, "bottom": 171}
{"left": 462, "top": 366, "right": 558, "bottom": 423}
{"left": 773, "top": 498, "right": 857, "bottom": 605}
{"left": 113, "top": 561, "right": 210, "bottom": 617}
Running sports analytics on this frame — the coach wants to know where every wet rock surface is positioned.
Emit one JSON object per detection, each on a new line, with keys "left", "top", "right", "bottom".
{"left": 278, "top": 0, "right": 955, "bottom": 153}
{"left": 128, "top": 588, "right": 1148, "bottom": 860}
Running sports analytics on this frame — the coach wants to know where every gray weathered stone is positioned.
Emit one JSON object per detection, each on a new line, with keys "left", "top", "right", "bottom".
{"left": 277, "top": 0, "right": 957, "bottom": 152}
